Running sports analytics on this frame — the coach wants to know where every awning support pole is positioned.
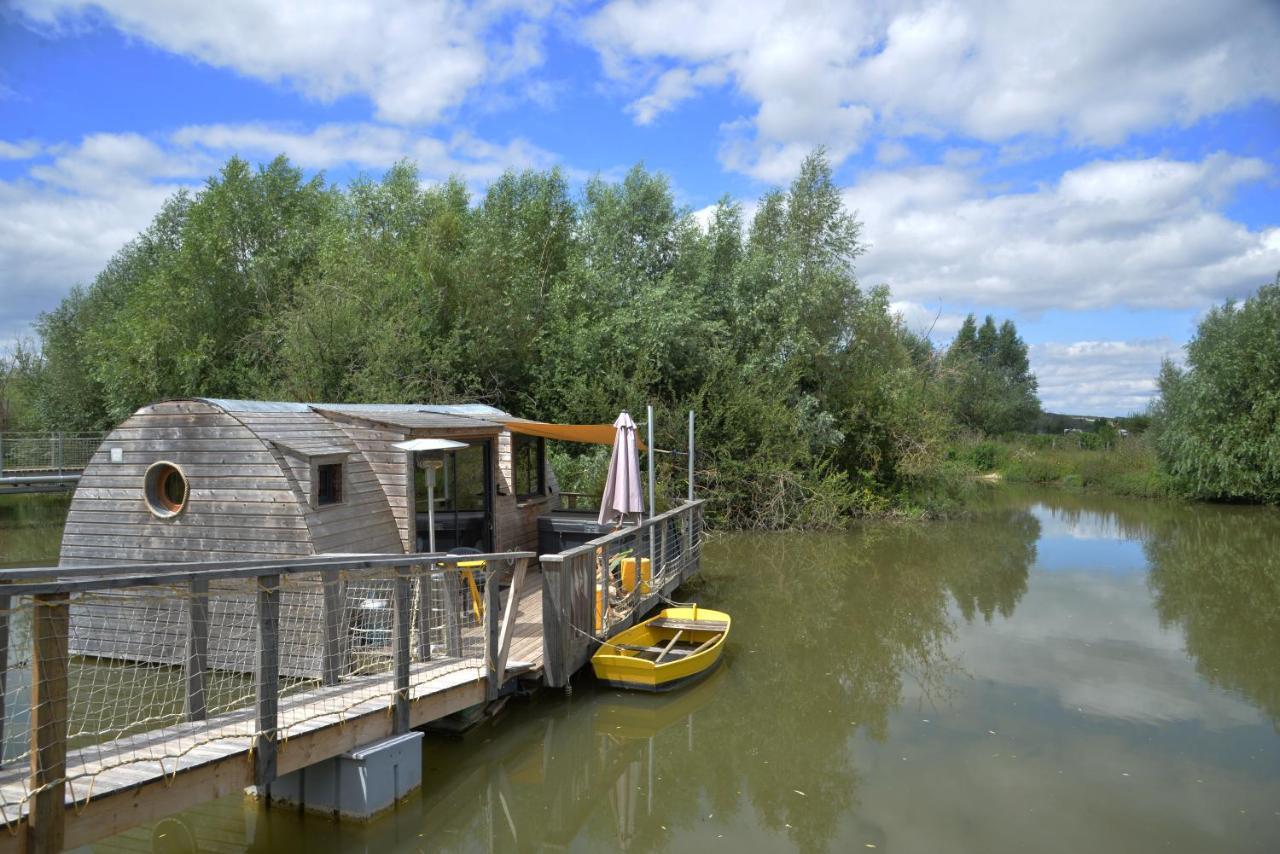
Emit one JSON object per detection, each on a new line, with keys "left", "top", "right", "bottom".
{"left": 646, "top": 404, "right": 656, "bottom": 519}
{"left": 687, "top": 410, "right": 695, "bottom": 502}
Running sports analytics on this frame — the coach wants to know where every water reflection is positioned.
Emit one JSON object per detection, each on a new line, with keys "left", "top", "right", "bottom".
{"left": 81, "top": 489, "right": 1280, "bottom": 853}
{"left": 0, "top": 493, "right": 68, "bottom": 568}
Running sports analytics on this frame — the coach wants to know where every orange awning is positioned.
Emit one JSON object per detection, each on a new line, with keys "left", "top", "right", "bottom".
{"left": 502, "top": 418, "right": 646, "bottom": 450}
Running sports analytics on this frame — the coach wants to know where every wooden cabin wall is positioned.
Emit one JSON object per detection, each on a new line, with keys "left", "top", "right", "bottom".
{"left": 60, "top": 400, "right": 329, "bottom": 677}
{"left": 60, "top": 401, "right": 314, "bottom": 564}
{"left": 227, "top": 408, "right": 403, "bottom": 556}
{"left": 328, "top": 417, "right": 415, "bottom": 553}
{"left": 493, "top": 431, "right": 556, "bottom": 555}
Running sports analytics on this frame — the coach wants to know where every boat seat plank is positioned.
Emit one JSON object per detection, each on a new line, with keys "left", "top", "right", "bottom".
{"left": 648, "top": 618, "right": 728, "bottom": 632}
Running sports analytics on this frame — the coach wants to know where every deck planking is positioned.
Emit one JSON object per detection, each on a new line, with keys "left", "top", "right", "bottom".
{"left": 0, "top": 570, "right": 547, "bottom": 852}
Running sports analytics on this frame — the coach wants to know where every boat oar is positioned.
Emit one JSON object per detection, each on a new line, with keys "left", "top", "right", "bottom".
{"left": 686, "top": 633, "right": 721, "bottom": 658}
{"left": 654, "top": 630, "right": 684, "bottom": 664}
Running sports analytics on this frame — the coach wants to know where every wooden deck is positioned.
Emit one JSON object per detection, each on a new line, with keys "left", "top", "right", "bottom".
{"left": 0, "top": 570, "right": 546, "bottom": 854}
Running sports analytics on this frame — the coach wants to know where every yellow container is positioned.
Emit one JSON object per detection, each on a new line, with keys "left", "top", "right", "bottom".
{"left": 621, "top": 557, "right": 652, "bottom": 594}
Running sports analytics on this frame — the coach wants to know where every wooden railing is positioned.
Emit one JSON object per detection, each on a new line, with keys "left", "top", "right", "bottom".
{"left": 539, "top": 499, "right": 705, "bottom": 687}
{"left": 0, "top": 550, "right": 533, "bottom": 853}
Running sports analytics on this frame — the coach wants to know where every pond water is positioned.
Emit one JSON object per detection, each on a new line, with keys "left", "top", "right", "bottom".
{"left": 7, "top": 488, "right": 1278, "bottom": 852}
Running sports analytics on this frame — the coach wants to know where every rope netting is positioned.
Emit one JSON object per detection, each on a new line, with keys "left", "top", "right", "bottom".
{"left": 590, "top": 508, "right": 704, "bottom": 638}
{"left": 0, "top": 561, "right": 498, "bottom": 825}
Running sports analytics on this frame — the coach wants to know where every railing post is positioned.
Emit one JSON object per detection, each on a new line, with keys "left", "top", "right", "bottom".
{"left": 29, "top": 592, "right": 69, "bottom": 854}
{"left": 493, "top": 557, "right": 528, "bottom": 696}
{"left": 255, "top": 574, "right": 279, "bottom": 789}
{"left": 484, "top": 565, "right": 502, "bottom": 700}
{"left": 392, "top": 566, "right": 411, "bottom": 734}
{"left": 186, "top": 578, "right": 208, "bottom": 722}
{"left": 540, "top": 556, "right": 566, "bottom": 688}
{"left": 321, "top": 570, "right": 344, "bottom": 687}
{"left": 0, "top": 587, "right": 9, "bottom": 763}
{"left": 659, "top": 517, "right": 670, "bottom": 589}
{"left": 416, "top": 564, "right": 432, "bottom": 661}
{"left": 441, "top": 567, "right": 462, "bottom": 657}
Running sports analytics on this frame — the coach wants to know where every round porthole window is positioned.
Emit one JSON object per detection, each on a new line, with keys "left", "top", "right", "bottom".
{"left": 145, "top": 461, "right": 188, "bottom": 518}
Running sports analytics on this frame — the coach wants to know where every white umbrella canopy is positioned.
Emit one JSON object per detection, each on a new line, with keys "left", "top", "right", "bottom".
{"left": 598, "top": 411, "right": 644, "bottom": 527}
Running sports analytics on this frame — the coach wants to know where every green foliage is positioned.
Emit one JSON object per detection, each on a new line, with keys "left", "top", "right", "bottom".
{"left": 941, "top": 314, "right": 1040, "bottom": 435}
{"left": 951, "top": 433, "right": 1175, "bottom": 498}
{"left": 1151, "top": 275, "right": 1280, "bottom": 503}
{"left": 27, "top": 149, "right": 966, "bottom": 527}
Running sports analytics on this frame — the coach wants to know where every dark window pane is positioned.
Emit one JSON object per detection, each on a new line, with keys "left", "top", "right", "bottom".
{"left": 318, "top": 463, "right": 343, "bottom": 506}
{"left": 514, "top": 435, "right": 545, "bottom": 498}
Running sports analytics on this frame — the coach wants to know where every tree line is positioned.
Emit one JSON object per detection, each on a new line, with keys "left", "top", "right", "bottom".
{"left": 2, "top": 150, "right": 1045, "bottom": 525}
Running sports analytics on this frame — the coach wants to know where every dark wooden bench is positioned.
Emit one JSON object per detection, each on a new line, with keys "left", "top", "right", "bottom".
{"left": 648, "top": 618, "right": 728, "bottom": 633}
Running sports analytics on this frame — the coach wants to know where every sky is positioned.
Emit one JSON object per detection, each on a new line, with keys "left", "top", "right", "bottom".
{"left": 1, "top": 1, "right": 1278, "bottom": 416}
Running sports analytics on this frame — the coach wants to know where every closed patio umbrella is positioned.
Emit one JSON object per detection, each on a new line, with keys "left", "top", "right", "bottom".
{"left": 598, "top": 411, "right": 644, "bottom": 527}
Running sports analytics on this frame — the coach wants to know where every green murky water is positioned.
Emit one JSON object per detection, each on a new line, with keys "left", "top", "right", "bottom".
{"left": 0, "top": 493, "right": 70, "bottom": 568}
{"left": 6, "top": 489, "right": 1279, "bottom": 852}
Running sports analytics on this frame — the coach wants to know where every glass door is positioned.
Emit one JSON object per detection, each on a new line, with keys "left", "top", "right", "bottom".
{"left": 414, "top": 440, "right": 493, "bottom": 552}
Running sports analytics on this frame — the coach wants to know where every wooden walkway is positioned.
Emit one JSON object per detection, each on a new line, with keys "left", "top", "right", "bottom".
{"left": 0, "top": 569, "right": 546, "bottom": 854}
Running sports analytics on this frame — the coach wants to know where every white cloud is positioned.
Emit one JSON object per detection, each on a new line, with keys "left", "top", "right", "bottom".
{"left": 889, "top": 300, "right": 965, "bottom": 340}
{"left": 171, "top": 122, "right": 557, "bottom": 183}
{"left": 847, "top": 153, "right": 1280, "bottom": 313}
{"left": 0, "top": 140, "right": 42, "bottom": 160}
{"left": 628, "top": 64, "right": 729, "bottom": 125}
{"left": 586, "top": 0, "right": 1280, "bottom": 179}
{"left": 1030, "top": 339, "right": 1183, "bottom": 415}
{"left": 15, "top": 0, "right": 557, "bottom": 125}
{"left": 0, "top": 124, "right": 561, "bottom": 344}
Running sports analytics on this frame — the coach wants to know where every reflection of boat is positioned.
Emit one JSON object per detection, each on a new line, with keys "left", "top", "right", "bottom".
{"left": 591, "top": 606, "right": 730, "bottom": 692}
{"left": 594, "top": 663, "right": 726, "bottom": 739}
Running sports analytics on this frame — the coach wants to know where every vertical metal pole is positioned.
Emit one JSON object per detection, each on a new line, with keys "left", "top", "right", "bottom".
{"left": 687, "top": 410, "right": 695, "bottom": 503}
{"left": 646, "top": 405, "right": 656, "bottom": 519}
{"left": 425, "top": 460, "right": 437, "bottom": 553}
{"left": 0, "top": 433, "right": 5, "bottom": 479}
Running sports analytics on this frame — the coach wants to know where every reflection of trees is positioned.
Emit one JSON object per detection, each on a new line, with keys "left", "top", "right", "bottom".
{"left": 397, "top": 514, "right": 1041, "bottom": 853}
{"left": 1144, "top": 505, "right": 1280, "bottom": 729}
{"left": 105, "top": 508, "right": 1041, "bottom": 853}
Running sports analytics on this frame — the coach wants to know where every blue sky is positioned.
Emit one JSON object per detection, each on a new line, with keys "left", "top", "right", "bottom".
{"left": 2, "top": 1, "right": 1278, "bottom": 415}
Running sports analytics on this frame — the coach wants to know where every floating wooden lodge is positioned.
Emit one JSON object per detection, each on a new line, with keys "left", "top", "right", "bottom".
{"left": 61, "top": 397, "right": 580, "bottom": 566}
{"left": 58, "top": 397, "right": 621, "bottom": 677}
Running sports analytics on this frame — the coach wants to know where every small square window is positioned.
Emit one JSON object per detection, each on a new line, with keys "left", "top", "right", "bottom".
{"left": 317, "top": 463, "right": 343, "bottom": 506}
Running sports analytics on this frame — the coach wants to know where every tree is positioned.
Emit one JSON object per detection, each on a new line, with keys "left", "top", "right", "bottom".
{"left": 942, "top": 314, "right": 1040, "bottom": 434}
{"left": 1152, "top": 274, "right": 1280, "bottom": 502}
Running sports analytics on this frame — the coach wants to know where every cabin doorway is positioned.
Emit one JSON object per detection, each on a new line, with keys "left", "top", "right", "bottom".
{"left": 414, "top": 440, "right": 494, "bottom": 553}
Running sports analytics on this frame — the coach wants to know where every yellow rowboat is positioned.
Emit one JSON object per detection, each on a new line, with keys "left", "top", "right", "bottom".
{"left": 591, "top": 606, "right": 730, "bottom": 693}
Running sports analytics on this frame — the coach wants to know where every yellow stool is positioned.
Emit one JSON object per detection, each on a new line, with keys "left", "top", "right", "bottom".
{"left": 457, "top": 559, "right": 486, "bottom": 621}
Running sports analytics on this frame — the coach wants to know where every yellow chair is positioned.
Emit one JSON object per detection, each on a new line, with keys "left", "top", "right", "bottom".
{"left": 458, "top": 559, "right": 486, "bottom": 621}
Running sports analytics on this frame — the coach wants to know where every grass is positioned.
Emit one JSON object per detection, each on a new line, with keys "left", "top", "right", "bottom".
{"left": 949, "top": 433, "right": 1177, "bottom": 499}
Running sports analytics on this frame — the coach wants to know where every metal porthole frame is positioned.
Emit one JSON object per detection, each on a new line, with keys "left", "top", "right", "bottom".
{"left": 144, "top": 460, "right": 190, "bottom": 519}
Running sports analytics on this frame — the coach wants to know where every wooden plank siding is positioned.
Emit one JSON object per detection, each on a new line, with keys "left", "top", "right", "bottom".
{"left": 56, "top": 398, "right": 562, "bottom": 680}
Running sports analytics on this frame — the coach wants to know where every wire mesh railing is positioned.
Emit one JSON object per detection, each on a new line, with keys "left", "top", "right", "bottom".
{"left": 0, "top": 433, "right": 105, "bottom": 474}
{"left": 0, "top": 551, "right": 531, "bottom": 843}
{"left": 539, "top": 500, "right": 704, "bottom": 687}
